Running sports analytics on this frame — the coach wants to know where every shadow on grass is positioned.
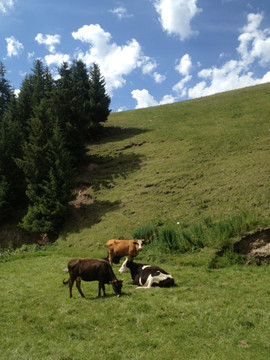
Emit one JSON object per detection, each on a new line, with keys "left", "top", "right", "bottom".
{"left": 88, "top": 152, "right": 143, "bottom": 191}
{"left": 63, "top": 199, "right": 121, "bottom": 236}
{"left": 94, "top": 126, "right": 150, "bottom": 144}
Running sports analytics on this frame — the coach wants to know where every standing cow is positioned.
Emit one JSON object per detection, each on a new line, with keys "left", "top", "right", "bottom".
{"left": 63, "top": 258, "right": 123, "bottom": 298}
{"left": 119, "top": 258, "right": 174, "bottom": 288}
{"left": 106, "top": 239, "right": 144, "bottom": 266}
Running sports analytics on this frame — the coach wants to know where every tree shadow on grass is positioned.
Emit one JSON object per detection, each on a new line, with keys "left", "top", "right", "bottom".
{"left": 87, "top": 152, "right": 144, "bottom": 191}
{"left": 93, "top": 126, "right": 150, "bottom": 144}
{"left": 63, "top": 199, "right": 121, "bottom": 237}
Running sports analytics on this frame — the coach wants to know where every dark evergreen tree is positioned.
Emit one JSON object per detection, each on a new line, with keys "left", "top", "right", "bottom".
{"left": 0, "top": 92, "right": 25, "bottom": 222}
{"left": 17, "top": 75, "right": 34, "bottom": 138}
{"left": 17, "top": 102, "right": 72, "bottom": 233}
{"left": 88, "top": 62, "right": 111, "bottom": 131}
{"left": 17, "top": 59, "right": 54, "bottom": 139}
{"left": 53, "top": 60, "right": 90, "bottom": 164}
{"left": 0, "top": 62, "right": 12, "bottom": 123}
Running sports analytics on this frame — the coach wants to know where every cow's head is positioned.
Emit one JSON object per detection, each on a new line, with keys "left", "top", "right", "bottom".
{"left": 135, "top": 239, "right": 145, "bottom": 250}
{"left": 109, "top": 279, "right": 123, "bottom": 297}
{"left": 119, "top": 257, "right": 130, "bottom": 274}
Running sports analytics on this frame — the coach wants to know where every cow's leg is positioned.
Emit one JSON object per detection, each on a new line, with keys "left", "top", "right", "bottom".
{"left": 68, "top": 278, "right": 74, "bottom": 298}
{"left": 76, "top": 277, "right": 85, "bottom": 297}
{"left": 108, "top": 252, "right": 113, "bottom": 266}
{"left": 99, "top": 281, "right": 106, "bottom": 297}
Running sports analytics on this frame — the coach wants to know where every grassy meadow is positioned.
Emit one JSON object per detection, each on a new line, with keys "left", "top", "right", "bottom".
{"left": 1, "top": 84, "right": 270, "bottom": 359}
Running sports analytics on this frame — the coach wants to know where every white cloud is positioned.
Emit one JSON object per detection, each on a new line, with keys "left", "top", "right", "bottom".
{"left": 173, "top": 75, "right": 192, "bottom": 96}
{"left": 237, "top": 13, "right": 270, "bottom": 67}
{"left": 139, "top": 56, "right": 166, "bottom": 83}
{"left": 175, "top": 54, "right": 192, "bottom": 76}
{"left": 153, "top": 72, "right": 166, "bottom": 83}
{"left": 159, "top": 94, "right": 176, "bottom": 105}
{"left": 173, "top": 54, "right": 192, "bottom": 95}
{"left": 35, "top": 33, "right": 61, "bottom": 53}
{"left": 131, "top": 89, "right": 175, "bottom": 109}
{"left": 5, "top": 36, "right": 23, "bottom": 57}
{"left": 27, "top": 52, "right": 35, "bottom": 61}
{"left": 72, "top": 24, "right": 162, "bottom": 95}
{"left": 153, "top": 0, "right": 202, "bottom": 41}
{"left": 110, "top": 7, "right": 133, "bottom": 20}
{"left": 187, "top": 13, "right": 270, "bottom": 99}
{"left": 44, "top": 53, "right": 71, "bottom": 67}
{"left": 0, "top": 0, "right": 14, "bottom": 13}
{"left": 131, "top": 89, "right": 158, "bottom": 109}
{"left": 141, "top": 56, "right": 157, "bottom": 75}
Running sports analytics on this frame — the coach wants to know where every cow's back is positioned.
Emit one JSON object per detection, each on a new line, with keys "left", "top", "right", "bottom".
{"left": 107, "top": 239, "right": 139, "bottom": 257}
{"left": 68, "top": 258, "right": 112, "bottom": 283}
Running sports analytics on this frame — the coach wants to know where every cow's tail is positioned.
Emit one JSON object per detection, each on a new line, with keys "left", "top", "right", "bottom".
{"left": 63, "top": 278, "right": 69, "bottom": 285}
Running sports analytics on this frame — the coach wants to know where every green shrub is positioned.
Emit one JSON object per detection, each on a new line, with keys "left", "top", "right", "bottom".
{"left": 134, "top": 212, "right": 266, "bottom": 257}
{"left": 131, "top": 223, "right": 159, "bottom": 243}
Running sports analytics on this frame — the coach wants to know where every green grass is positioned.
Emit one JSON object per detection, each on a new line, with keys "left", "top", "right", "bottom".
{"left": 55, "top": 83, "right": 270, "bottom": 251}
{"left": 1, "top": 83, "right": 270, "bottom": 359}
{"left": 1, "top": 252, "right": 270, "bottom": 359}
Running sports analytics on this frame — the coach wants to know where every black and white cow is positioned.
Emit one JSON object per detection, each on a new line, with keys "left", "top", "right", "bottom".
{"left": 119, "top": 258, "right": 174, "bottom": 288}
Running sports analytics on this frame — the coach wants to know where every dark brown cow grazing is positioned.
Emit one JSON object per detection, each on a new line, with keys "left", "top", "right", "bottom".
{"left": 106, "top": 239, "right": 145, "bottom": 266}
{"left": 63, "top": 258, "right": 123, "bottom": 298}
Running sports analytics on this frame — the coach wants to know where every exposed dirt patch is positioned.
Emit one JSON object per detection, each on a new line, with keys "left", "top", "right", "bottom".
{"left": 69, "top": 182, "right": 94, "bottom": 208}
{"left": 234, "top": 228, "right": 270, "bottom": 261}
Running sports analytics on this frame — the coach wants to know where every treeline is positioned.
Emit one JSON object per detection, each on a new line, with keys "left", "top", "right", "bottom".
{"left": 0, "top": 59, "right": 111, "bottom": 235}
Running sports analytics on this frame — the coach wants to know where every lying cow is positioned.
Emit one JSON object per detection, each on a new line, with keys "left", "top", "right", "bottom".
{"left": 119, "top": 258, "right": 174, "bottom": 288}
{"left": 106, "top": 239, "right": 145, "bottom": 266}
{"left": 63, "top": 258, "right": 123, "bottom": 298}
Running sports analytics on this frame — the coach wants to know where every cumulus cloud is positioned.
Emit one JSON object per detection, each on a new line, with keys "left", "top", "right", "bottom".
{"left": 5, "top": 36, "right": 23, "bottom": 57}
{"left": 237, "top": 13, "right": 270, "bottom": 67}
{"left": 35, "top": 33, "right": 61, "bottom": 53}
{"left": 153, "top": 72, "right": 166, "bottom": 83}
{"left": 159, "top": 94, "right": 176, "bottom": 105}
{"left": 110, "top": 7, "right": 133, "bottom": 20}
{"left": 72, "top": 24, "right": 163, "bottom": 95}
{"left": 153, "top": 0, "right": 202, "bottom": 41}
{"left": 44, "top": 53, "right": 71, "bottom": 67}
{"left": 131, "top": 89, "right": 158, "bottom": 109}
{"left": 187, "top": 13, "right": 270, "bottom": 99}
{"left": 0, "top": 0, "right": 15, "bottom": 13}
{"left": 173, "top": 54, "right": 192, "bottom": 95}
{"left": 140, "top": 56, "right": 157, "bottom": 75}
{"left": 131, "top": 89, "right": 176, "bottom": 109}
{"left": 175, "top": 54, "right": 192, "bottom": 76}
{"left": 139, "top": 56, "right": 166, "bottom": 83}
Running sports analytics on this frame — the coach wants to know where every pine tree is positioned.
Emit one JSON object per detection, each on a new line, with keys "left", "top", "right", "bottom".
{"left": 0, "top": 93, "right": 24, "bottom": 222}
{"left": 53, "top": 61, "right": 90, "bottom": 164}
{"left": 17, "top": 59, "right": 54, "bottom": 139}
{"left": 17, "top": 103, "right": 73, "bottom": 233}
{"left": 20, "top": 119, "right": 73, "bottom": 233}
{"left": 88, "top": 63, "right": 111, "bottom": 131}
{"left": 0, "top": 62, "right": 12, "bottom": 123}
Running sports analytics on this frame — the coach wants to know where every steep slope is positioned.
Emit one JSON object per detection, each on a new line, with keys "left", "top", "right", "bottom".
{"left": 58, "top": 84, "right": 270, "bottom": 251}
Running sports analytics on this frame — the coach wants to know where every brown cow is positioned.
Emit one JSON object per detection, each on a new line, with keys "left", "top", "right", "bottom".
{"left": 106, "top": 239, "right": 145, "bottom": 266}
{"left": 63, "top": 258, "right": 123, "bottom": 298}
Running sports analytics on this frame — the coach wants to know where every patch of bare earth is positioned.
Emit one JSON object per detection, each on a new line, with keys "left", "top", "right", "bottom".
{"left": 69, "top": 182, "right": 94, "bottom": 209}
{"left": 234, "top": 228, "right": 270, "bottom": 262}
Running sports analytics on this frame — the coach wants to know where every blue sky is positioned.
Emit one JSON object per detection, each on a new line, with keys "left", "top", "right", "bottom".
{"left": 1, "top": 0, "right": 270, "bottom": 112}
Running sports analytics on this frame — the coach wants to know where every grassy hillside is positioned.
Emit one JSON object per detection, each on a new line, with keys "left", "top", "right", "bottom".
{"left": 57, "top": 83, "right": 270, "bottom": 253}
{"left": 1, "top": 84, "right": 270, "bottom": 360}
